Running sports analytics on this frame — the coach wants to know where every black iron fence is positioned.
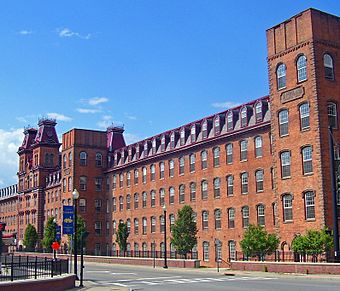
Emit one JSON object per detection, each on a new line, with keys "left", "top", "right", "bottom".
{"left": 231, "top": 251, "right": 336, "bottom": 263}
{"left": 105, "top": 250, "right": 198, "bottom": 260}
{"left": 0, "top": 254, "right": 69, "bottom": 282}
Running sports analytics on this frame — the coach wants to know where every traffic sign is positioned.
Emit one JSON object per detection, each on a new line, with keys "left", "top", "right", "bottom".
{"left": 51, "top": 241, "right": 60, "bottom": 250}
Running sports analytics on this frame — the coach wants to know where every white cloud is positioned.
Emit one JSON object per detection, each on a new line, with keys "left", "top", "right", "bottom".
{"left": 47, "top": 112, "right": 72, "bottom": 122}
{"left": 124, "top": 113, "right": 137, "bottom": 120}
{"left": 57, "top": 28, "right": 91, "bottom": 40}
{"left": 76, "top": 108, "right": 101, "bottom": 114}
{"left": 88, "top": 97, "right": 109, "bottom": 106}
{"left": 18, "top": 30, "right": 33, "bottom": 35}
{"left": 124, "top": 133, "right": 140, "bottom": 145}
{"left": 211, "top": 101, "right": 241, "bottom": 109}
{"left": 97, "top": 115, "right": 114, "bottom": 129}
{"left": 0, "top": 128, "right": 24, "bottom": 186}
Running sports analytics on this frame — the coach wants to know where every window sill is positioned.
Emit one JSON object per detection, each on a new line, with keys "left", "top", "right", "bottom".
{"left": 278, "top": 86, "right": 287, "bottom": 91}
{"left": 256, "top": 190, "right": 264, "bottom": 193}
{"left": 283, "top": 220, "right": 293, "bottom": 224}
{"left": 303, "top": 172, "right": 314, "bottom": 176}
{"left": 241, "top": 193, "right": 248, "bottom": 195}
{"left": 240, "top": 159, "right": 248, "bottom": 163}
{"left": 280, "top": 134, "right": 289, "bottom": 138}
{"left": 301, "top": 127, "right": 310, "bottom": 132}
{"left": 255, "top": 156, "right": 263, "bottom": 159}
{"left": 297, "top": 79, "right": 307, "bottom": 84}
{"left": 281, "top": 176, "right": 291, "bottom": 180}
{"left": 306, "top": 218, "right": 316, "bottom": 222}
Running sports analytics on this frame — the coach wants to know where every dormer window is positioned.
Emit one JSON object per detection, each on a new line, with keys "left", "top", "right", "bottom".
{"left": 170, "top": 132, "right": 175, "bottom": 149}
{"left": 144, "top": 141, "right": 148, "bottom": 157}
{"left": 180, "top": 128, "right": 186, "bottom": 146}
{"left": 240, "top": 107, "right": 248, "bottom": 127}
{"left": 161, "top": 135, "right": 166, "bottom": 151}
{"left": 121, "top": 150, "right": 125, "bottom": 164}
{"left": 191, "top": 125, "right": 196, "bottom": 143}
{"left": 152, "top": 139, "right": 157, "bottom": 154}
{"left": 227, "top": 111, "right": 233, "bottom": 131}
{"left": 214, "top": 116, "right": 220, "bottom": 135}
{"left": 202, "top": 120, "right": 208, "bottom": 138}
{"left": 135, "top": 145, "right": 140, "bottom": 159}
{"left": 255, "top": 102, "right": 262, "bottom": 123}
{"left": 128, "top": 147, "right": 132, "bottom": 161}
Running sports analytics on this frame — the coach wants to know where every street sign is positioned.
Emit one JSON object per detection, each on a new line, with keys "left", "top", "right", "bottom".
{"left": 63, "top": 205, "right": 74, "bottom": 235}
{"left": 55, "top": 225, "right": 61, "bottom": 241}
{"left": 52, "top": 241, "right": 60, "bottom": 250}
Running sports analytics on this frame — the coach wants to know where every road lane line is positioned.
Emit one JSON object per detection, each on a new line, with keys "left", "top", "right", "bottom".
{"left": 116, "top": 275, "right": 182, "bottom": 282}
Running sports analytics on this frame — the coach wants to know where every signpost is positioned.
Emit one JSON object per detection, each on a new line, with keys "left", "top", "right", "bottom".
{"left": 62, "top": 206, "right": 74, "bottom": 235}
{"left": 55, "top": 225, "right": 61, "bottom": 242}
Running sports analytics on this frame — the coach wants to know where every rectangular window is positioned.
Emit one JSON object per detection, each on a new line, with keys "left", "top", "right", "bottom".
{"left": 279, "top": 110, "right": 289, "bottom": 137}
{"left": 179, "top": 157, "right": 185, "bottom": 175}
{"left": 95, "top": 221, "right": 102, "bottom": 235}
{"left": 226, "top": 144, "right": 233, "bottom": 164}
{"left": 302, "top": 147, "right": 313, "bottom": 175}
{"left": 281, "top": 151, "right": 291, "bottom": 178}
{"left": 300, "top": 103, "right": 310, "bottom": 130}
{"left": 95, "top": 178, "right": 102, "bottom": 191}
{"left": 242, "top": 207, "right": 249, "bottom": 228}
{"left": 240, "top": 140, "right": 248, "bottom": 161}
{"left": 213, "top": 147, "right": 220, "bottom": 167}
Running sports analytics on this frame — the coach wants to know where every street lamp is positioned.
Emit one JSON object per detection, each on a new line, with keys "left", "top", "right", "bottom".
{"left": 72, "top": 189, "right": 80, "bottom": 278}
{"left": 163, "top": 205, "right": 168, "bottom": 269}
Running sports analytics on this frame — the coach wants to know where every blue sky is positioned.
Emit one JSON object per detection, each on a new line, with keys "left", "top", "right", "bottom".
{"left": 0, "top": 1, "right": 339, "bottom": 186}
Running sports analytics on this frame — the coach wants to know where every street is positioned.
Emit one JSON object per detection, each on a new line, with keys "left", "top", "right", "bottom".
{"left": 81, "top": 262, "right": 340, "bottom": 291}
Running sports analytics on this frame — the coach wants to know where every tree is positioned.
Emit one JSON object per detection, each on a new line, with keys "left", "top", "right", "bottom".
{"left": 292, "top": 228, "right": 332, "bottom": 256}
{"left": 23, "top": 224, "right": 38, "bottom": 252}
{"left": 171, "top": 205, "right": 198, "bottom": 257}
{"left": 240, "top": 224, "right": 279, "bottom": 260}
{"left": 116, "top": 221, "right": 129, "bottom": 253}
{"left": 68, "top": 215, "right": 87, "bottom": 253}
{"left": 42, "top": 217, "right": 57, "bottom": 252}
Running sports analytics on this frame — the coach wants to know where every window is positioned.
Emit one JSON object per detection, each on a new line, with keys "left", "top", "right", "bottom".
{"left": 226, "top": 143, "right": 233, "bottom": 164}
{"left": 213, "top": 177, "right": 221, "bottom": 198}
{"left": 305, "top": 191, "right": 315, "bottom": 220}
{"left": 277, "top": 63, "right": 286, "bottom": 89}
{"left": 142, "top": 192, "right": 147, "bottom": 208}
{"left": 202, "top": 211, "right": 209, "bottom": 230}
{"left": 241, "top": 172, "right": 248, "bottom": 194}
{"left": 179, "top": 157, "right": 185, "bottom": 175}
{"left": 68, "top": 177, "right": 72, "bottom": 192}
{"left": 80, "top": 151, "right": 87, "bottom": 166}
{"left": 134, "top": 169, "right": 139, "bottom": 184}
{"left": 126, "top": 194, "right": 131, "bottom": 210}
{"left": 151, "top": 216, "right": 156, "bottom": 233}
{"left": 255, "top": 136, "right": 263, "bottom": 158}
{"left": 180, "top": 128, "right": 186, "bottom": 146}
{"left": 337, "top": 192, "right": 340, "bottom": 219}
{"left": 113, "top": 174, "right": 117, "bottom": 189}
{"left": 169, "top": 187, "right": 175, "bottom": 204}
{"left": 328, "top": 102, "right": 337, "bottom": 128}
{"left": 144, "top": 141, "right": 148, "bottom": 157}
{"left": 302, "top": 146, "right": 313, "bottom": 174}
{"left": 242, "top": 206, "right": 249, "bottom": 228}
{"left": 160, "top": 215, "right": 165, "bottom": 233}
{"left": 179, "top": 184, "right": 185, "bottom": 203}
{"left": 126, "top": 171, "right": 131, "bottom": 187}
{"left": 203, "top": 241, "right": 210, "bottom": 261}
{"left": 202, "top": 120, "right": 208, "bottom": 138}
{"left": 214, "top": 209, "right": 221, "bottom": 229}
{"left": 95, "top": 199, "right": 102, "bottom": 212}
{"left": 229, "top": 241, "right": 236, "bottom": 260}
{"left": 240, "top": 140, "right": 248, "bottom": 161}
{"left": 119, "top": 173, "right": 124, "bottom": 187}
{"left": 169, "top": 160, "right": 174, "bottom": 177}
{"left": 134, "top": 193, "right": 139, "bottom": 209}
{"left": 281, "top": 151, "right": 291, "bottom": 178}
{"left": 201, "top": 180, "right": 208, "bottom": 200}
{"left": 257, "top": 204, "right": 265, "bottom": 226}
{"left": 213, "top": 147, "right": 220, "bottom": 167}
{"left": 63, "top": 154, "right": 67, "bottom": 168}
{"left": 240, "top": 107, "right": 247, "bottom": 127}
{"left": 214, "top": 116, "right": 220, "bottom": 135}
{"left": 160, "top": 188, "right": 165, "bottom": 206}
{"left": 170, "top": 132, "right": 175, "bottom": 149}
{"left": 142, "top": 167, "right": 147, "bottom": 183}
{"left": 191, "top": 125, "right": 196, "bottom": 143}
{"left": 255, "top": 102, "right": 263, "bottom": 123}
{"left": 324, "top": 54, "right": 334, "bottom": 80}
{"left": 169, "top": 214, "right": 175, "bottom": 231}
{"left": 95, "top": 177, "right": 102, "bottom": 191}
{"left": 80, "top": 176, "right": 87, "bottom": 191}
{"left": 226, "top": 175, "right": 234, "bottom": 196}
{"left": 152, "top": 138, "right": 157, "bottom": 154}
{"left": 119, "top": 196, "right": 123, "bottom": 211}
{"left": 150, "top": 164, "right": 156, "bottom": 181}
{"left": 95, "top": 221, "right": 102, "bottom": 236}
{"left": 299, "top": 103, "right": 310, "bottom": 130}
{"left": 279, "top": 110, "right": 289, "bottom": 136}
{"left": 201, "top": 150, "right": 208, "bottom": 169}
{"left": 283, "top": 194, "right": 293, "bottom": 222}
{"left": 142, "top": 217, "right": 147, "bottom": 234}
{"left": 297, "top": 55, "right": 307, "bottom": 82}
{"left": 151, "top": 190, "right": 156, "bottom": 207}
{"left": 112, "top": 197, "right": 116, "bottom": 212}
{"left": 96, "top": 153, "right": 103, "bottom": 167}
{"left": 227, "top": 111, "right": 233, "bottom": 131}
{"left": 189, "top": 154, "right": 195, "bottom": 172}
{"left": 161, "top": 135, "right": 166, "bottom": 151}
{"left": 255, "top": 169, "right": 264, "bottom": 192}
{"left": 190, "top": 182, "right": 196, "bottom": 201}
{"left": 228, "top": 208, "right": 235, "bottom": 228}
{"left": 126, "top": 219, "right": 131, "bottom": 233}
{"left": 159, "top": 162, "right": 165, "bottom": 179}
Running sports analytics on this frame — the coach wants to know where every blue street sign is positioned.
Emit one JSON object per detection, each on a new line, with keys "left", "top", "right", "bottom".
{"left": 55, "top": 225, "right": 61, "bottom": 241}
{"left": 63, "top": 205, "right": 74, "bottom": 235}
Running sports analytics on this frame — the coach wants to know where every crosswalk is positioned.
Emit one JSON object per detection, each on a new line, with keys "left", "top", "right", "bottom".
{"left": 87, "top": 275, "right": 276, "bottom": 288}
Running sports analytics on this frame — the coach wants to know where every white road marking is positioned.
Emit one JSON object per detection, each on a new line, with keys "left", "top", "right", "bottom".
{"left": 111, "top": 282, "right": 129, "bottom": 287}
{"left": 111, "top": 272, "right": 137, "bottom": 275}
{"left": 86, "top": 270, "right": 111, "bottom": 273}
{"left": 116, "top": 275, "right": 182, "bottom": 282}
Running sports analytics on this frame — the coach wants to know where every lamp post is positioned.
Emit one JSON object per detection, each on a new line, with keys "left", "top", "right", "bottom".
{"left": 163, "top": 205, "right": 168, "bottom": 269}
{"left": 72, "top": 189, "right": 79, "bottom": 278}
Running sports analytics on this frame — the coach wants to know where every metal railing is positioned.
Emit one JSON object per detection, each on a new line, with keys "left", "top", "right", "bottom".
{"left": 102, "top": 250, "right": 198, "bottom": 260}
{"left": 0, "top": 254, "right": 69, "bottom": 282}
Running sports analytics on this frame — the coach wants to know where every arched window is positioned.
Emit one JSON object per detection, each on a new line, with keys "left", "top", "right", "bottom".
{"left": 68, "top": 176, "right": 72, "bottom": 192}
{"left": 69, "top": 152, "right": 72, "bottom": 166}
{"left": 134, "top": 169, "right": 139, "bottom": 184}
{"left": 203, "top": 241, "right": 210, "bottom": 261}
{"left": 255, "top": 169, "right": 264, "bottom": 192}
{"left": 302, "top": 146, "right": 313, "bottom": 174}
{"left": 324, "top": 54, "right": 334, "bottom": 80}
{"left": 160, "top": 215, "right": 165, "bottom": 233}
{"left": 142, "top": 217, "right": 147, "bottom": 234}
{"left": 142, "top": 167, "right": 147, "bottom": 183}
{"left": 226, "top": 175, "right": 234, "bottom": 196}
{"left": 169, "top": 187, "right": 175, "bottom": 204}
{"left": 190, "top": 182, "right": 196, "bottom": 201}
{"left": 240, "top": 140, "right": 248, "bottom": 161}
{"left": 150, "top": 190, "right": 156, "bottom": 207}
{"left": 227, "top": 111, "right": 233, "bottom": 131}
{"left": 95, "top": 153, "right": 103, "bottom": 167}
{"left": 151, "top": 216, "right": 156, "bottom": 233}
{"left": 159, "top": 188, "right": 165, "bottom": 206}
{"left": 201, "top": 180, "right": 208, "bottom": 200}
{"left": 299, "top": 103, "right": 310, "bottom": 130}
{"left": 214, "top": 116, "right": 220, "bottom": 135}
{"left": 169, "top": 160, "right": 174, "bottom": 177}
{"left": 79, "top": 176, "right": 87, "bottom": 191}
{"left": 63, "top": 154, "right": 67, "bottom": 168}
{"left": 304, "top": 191, "right": 315, "bottom": 220}
{"left": 280, "top": 151, "right": 291, "bottom": 178}
{"left": 179, "top": 157, "right": 185, "bottom": 175}
{"left": 297, "top": 55, "right": 307, "bottom": 82}
{"left": 202, "top": 120, "right": 208, "bottom": 139}
{"left": 257, "top": 204, "right": 265, "bottom": 226}
{"left": 159, "top": 162, "right": 165, "bottom": 179}
{"left": 229, "top": 241, "right": 236, "bottom": 260}
{"left": 201, "top": 150, "right": 208, "bottom": 169}
{"left": 126, "top": 219, "right": 131, "bottom": 233}
{"left": 213, "top": 177, "right": 221, "bottom": 198}
{"left": 126, "top": 194, "right": 131, "bottom": 210}
{"left": 126, "top": 171, "right": 131, "bottom": 187}
{"left": 226, "top": 143, "right": 233, "bottom": 164}
{"left": 255, "top": 136, "right": 263, "bottom": 158}
{"left": 279, "top": 110, "right": 289, "bottom": 136}
{"left": 191, "top": 125, "right": 196, "bottom": 142}
{"left": 241, "top": 172, "right": 248, "bottom": 194}
{"left": 150, "top": 164, "right": 156, "bottom": 181}
{"left": 142, "top": 192, "right": 147, "bottom": 208}
{"left": 189, "top": 153, "right": 196, "bottom": 172}
{"left": 134, "top": 193, "right": 139, "bottom": 209}
{"left": 328, "top": 102, "right": 337, "bottom": 128}
{"left": 214, "top": 209, "right": 221, "bottom": 229}
{"left": 240, "top": 107, "right": 248, "bottom": 127}
{"left": 283, "top": 194, "right": 293, "bottom": 222}
{"left": 202, "top": 211, "right": 209, "bottom": 230}
{"left": 80, "top": 151, "right": 87, "bottom": 166}
{"left": 242, "top": 206, "right": 249, "bottom": 228}
{"left": 179, "top": 184, "right": 185, "bottom": 203}
{"left": 277, "top": 63, "right": 286, "bottom": 89}
{"left": 169, "top": 214, "right": 175, "bottom": 231}
{"left": 228, "top": 208, "right": 235, "bottom": 228}
{"left": 255, "top": 102, "right": 263, "bottom": 122}
{"left": 213, "top": 147, "right": 220, "bottom": 167}
{"left": 119, "top": 196, "right": 124, "bottom": 211}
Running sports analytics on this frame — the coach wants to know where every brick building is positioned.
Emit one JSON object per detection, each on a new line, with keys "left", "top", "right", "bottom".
{"left": 0, "top": 8, "right": 339, "bottom": 266}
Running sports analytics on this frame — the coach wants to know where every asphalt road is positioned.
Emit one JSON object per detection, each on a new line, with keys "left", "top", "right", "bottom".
{"left": 81, "top": 262, "right": 340, "bottom": 291}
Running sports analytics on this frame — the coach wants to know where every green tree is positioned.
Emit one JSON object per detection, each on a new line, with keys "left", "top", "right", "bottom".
{"left": 23, "top": 224, "right": 38, "bottom": 252}
{"left": 116, "top": 221, "right": 129, "bottom": 253}
{"left": 240, "top": 224, "right": 279, "bottom": 260}
{"left": 68, "top": 215, "right": 87, "bottom": 252}
{"left": 292, "top": 228, "right": 332, "bottom": 256}
{"left": 42, "top": 217, "right": 57, "bottom": 252}
{"left": 171, "top": 205, "right": 198, "bottom": 257}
